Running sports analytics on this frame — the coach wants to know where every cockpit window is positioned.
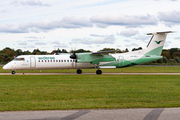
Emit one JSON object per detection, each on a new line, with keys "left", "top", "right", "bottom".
{"left": 14, "top": 58, "right": 25, "bottom": 61}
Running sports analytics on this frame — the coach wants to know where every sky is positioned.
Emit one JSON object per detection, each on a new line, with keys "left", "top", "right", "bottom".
{"left": 0, "top": 0, "right": 180, "bottom": 52}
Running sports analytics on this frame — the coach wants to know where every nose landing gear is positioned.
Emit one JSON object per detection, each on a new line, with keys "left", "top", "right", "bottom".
{"left": 11, "top": 71, "right": 16, "bottom": 74}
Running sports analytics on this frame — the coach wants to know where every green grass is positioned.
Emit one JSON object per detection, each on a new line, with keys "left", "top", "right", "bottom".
{"left": 1, "top": 65, "right": 180, "bottom": 73}
{"left": 1, "top": 75, "right": 180, "bottom": 111}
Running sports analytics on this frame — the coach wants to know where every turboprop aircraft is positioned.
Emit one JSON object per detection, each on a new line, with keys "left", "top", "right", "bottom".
{"left": 3, "top": 31, "right": 173, "bottom": 75}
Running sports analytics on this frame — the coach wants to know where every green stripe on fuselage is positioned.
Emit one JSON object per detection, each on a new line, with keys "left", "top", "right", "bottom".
{"left": 145, "top": 46, "right": 163, "bottom": 56}
{"left": 100, "top": 55, "right": 162, "bottom": 68}
{"left": 134, "top": 55, "right": 162, "bottom": 64}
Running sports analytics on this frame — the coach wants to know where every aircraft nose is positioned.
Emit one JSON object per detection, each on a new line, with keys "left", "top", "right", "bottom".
{"left": 3, "top": 65, "right": 8, "bottom": 69}
{"left": 3, "top": 63, "right": 12, "bottom": 70}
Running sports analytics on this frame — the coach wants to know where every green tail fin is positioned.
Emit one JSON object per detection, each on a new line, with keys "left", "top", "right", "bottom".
{"left": 145, "top": 31, "right": 173, "bottom": 56}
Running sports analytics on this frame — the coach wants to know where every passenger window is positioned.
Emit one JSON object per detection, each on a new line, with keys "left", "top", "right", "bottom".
{"left": 45, "top": 60, "right": 46, "bottom": 62}
{"left": 51, "top": 60, "right": 52, "bottom": 62}
{"left": 39, "top": 60, "right": 40, "bottom": 62}
{"left": 61, "top": 60, "right": 63, "bottom": 62}
{"left": 59, "top": 60, "right": 61, "bottom": 62}
{"left": 70, "top": 60, "right": 72, "bottom": 62}
{"left": 67, "top": 60, "right": 69, "bottom": 62}
{"left": 64, "top": 60, "right": 66, "bottom": 62}
{"left": 42, "top": 60, "right": 43, "bottom": 62}
{"left": 48, "top": 60, "right": 49, "bottom": 62}
{"left": 53, "top": 60, "right": 55, "bottom": 62}
{"left": 56, "top": 60, "right": 58, "bottom": 62}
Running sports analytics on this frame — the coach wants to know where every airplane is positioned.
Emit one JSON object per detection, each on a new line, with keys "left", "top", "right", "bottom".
{"left": 3, "top": 31, "right": 173, "bottom": 75}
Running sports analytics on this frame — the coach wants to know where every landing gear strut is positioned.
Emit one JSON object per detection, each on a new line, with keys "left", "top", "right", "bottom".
{"left": 11, "top": 71, "right": 15, "bottom": 74}
{"left": 77, "top": 69, "right": 82, "bottom": 74}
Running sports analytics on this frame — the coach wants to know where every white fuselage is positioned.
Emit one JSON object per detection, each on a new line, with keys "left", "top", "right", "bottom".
{"left": 3, "top": 53, "right": 146, "bottom": 71}
{"left": 3, "top": 54, "right": 95, "bottom": 70}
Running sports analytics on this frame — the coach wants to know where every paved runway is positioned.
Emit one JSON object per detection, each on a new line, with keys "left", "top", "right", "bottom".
{"left": 0, "top": 108, "right": 180, "bottom": 120}
{"left": 1, "top": 73, "right": 180, "bottom": 75}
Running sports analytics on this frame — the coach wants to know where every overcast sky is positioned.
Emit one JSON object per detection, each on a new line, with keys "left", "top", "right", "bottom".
{"left": 0, "top": 0, "right": 180, "bottom": 52}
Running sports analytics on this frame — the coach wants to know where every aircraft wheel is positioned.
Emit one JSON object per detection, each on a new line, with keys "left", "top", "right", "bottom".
{"left": 77, "top": 69, "right": 82, "bottom": 74}
{"left": 11, "top": 71, "right": 16, "bottom": 74}
{"left": 96, "top": 70, "right": 102, "bottom": 75}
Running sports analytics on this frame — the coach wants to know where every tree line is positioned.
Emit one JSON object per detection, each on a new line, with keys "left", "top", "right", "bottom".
{"left": 1, "top": 47, "right": 180, "bottom": 64}
{"left": 0, "top": 47, "right": 90, "bottom": 63}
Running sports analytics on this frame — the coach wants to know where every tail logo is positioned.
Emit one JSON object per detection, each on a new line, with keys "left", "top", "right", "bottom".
{"left": 155, "top": 40, "right": 163, "bottom": 44}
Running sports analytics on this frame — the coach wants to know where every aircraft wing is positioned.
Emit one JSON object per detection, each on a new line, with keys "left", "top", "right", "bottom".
{"left": 76, "top": 51, "right": 116, "bottom": 64}
{"left": 91, "top": 50, "right": 117, "bottom": 55}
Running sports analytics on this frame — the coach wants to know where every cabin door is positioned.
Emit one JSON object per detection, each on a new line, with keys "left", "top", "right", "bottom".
{"left": 30, "top": 57, "right": 36, "bottom": 68}
{"left": 119, "top": 56, "right": 124, "bottom": 66}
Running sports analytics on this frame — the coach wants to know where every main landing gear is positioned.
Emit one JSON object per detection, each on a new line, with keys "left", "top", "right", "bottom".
{"left": 76, "top": 69, "right": 102, "bottom": 75}
{"left": 95, "top": 64, "right": 102, "bottom": 75}
{"left": 96, "top": 69, "right": 102, "bottom": 75}
{"left": 77, "top": 69, "right": 82, "bottom": 74}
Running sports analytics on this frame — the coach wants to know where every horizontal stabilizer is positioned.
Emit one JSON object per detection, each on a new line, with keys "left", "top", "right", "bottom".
{"left": 147, "top": 31, "right": 174, "bottom": 35}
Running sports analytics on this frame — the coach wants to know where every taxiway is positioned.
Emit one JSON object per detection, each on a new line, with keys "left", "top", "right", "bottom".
{"left": 0, "top": 108, "right": 180, "bottom": 120}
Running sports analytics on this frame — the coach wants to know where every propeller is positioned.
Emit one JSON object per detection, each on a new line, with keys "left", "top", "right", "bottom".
{"left": 70, "top": 51, "right": 77, "bottom": 59}
{"left": 70, "top": 47, "right": 77, "bottom": 59}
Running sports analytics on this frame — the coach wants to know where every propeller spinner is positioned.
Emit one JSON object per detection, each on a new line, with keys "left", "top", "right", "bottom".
{"left": 70, "top": 52, "right": 77, "bottom": 59}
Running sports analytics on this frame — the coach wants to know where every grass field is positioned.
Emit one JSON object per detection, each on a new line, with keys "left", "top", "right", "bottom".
{"left": 1, "top": 75, "right": 180, "bottom": 111}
